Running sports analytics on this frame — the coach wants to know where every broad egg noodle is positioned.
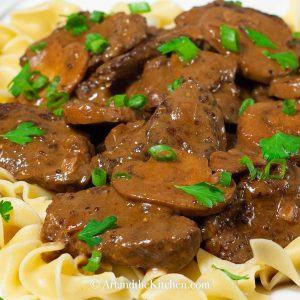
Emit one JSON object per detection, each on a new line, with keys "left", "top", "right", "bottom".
{"left": 1, "top": 1, "right": 300, "bottom": 299}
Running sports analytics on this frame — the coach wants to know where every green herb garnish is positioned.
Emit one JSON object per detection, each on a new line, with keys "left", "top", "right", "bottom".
{"left": 158, "top": 36, "right": 200, "bottom": 63}
{"left": 92, "top": 168, "right": 107, "bottom": 187}
{"left": 85, "top": 33, "right": 109, "bottom": 55}
{"left": 0, "top": 200, "right": 13, "bottom": 222}
{"left": 262, "top": 50, "right": 299, "bottom": 71}
{"left": 112, "top": 172, "right": 132, "bottom": 180}
{"left": 240, "top": 155, "right": 258, "bottom": 180}
{"left": 220, "top": 171, "right": 232, "bottom": 187}
{"left": 239, "top": 98, "right": 255, "bottom": 116}
{"left": 212, "top": 265, "right": 249, "bottom": 280}
{"left": 82, "top": 250, "right": 102, "bottom": 272}
{"left": 282, "top": 99, "right": 296, "bottom": 116}
{"left": 107, "top": 94, "right": 128, "bottom": 107}
{"left": 124, "top": 94, "right": 147, "bottom": 109}
{"left": 128, "top": 2, "right": 151, "bottom": 14}
{"left": 0, "top": 122, "right": 44, "bottom": 145}
{"left": 168, "top": 78, "right": 183, "bottom": 92}
{"left": 148, "top": 144, "right": 177, "bottom": 162}
{"left": 78, "top": 216, "right": 117, "bottom": 248}
{"left": 220, "top": 24, "right": 240, "bottom": 53}
{"left": 245, "top": 28, "right": 277, "bottom": 49}
{"left": 260, "top": 158, "right": 287, "bottom": 180}
{"left": 30, "top": 41, "right": 48, "bottom": 54}
{"left": 90, "top": 11, "right": 106, "bottom": 23}
{"left": 259, "top": 132, "right": 300, "bottom": 161}
{"left": 175, "top": 182, "right": 225, "bottom": 208}
{"left": 292, "top": 32, "right": 300, "bottom": 39}
{"left": 225, "top": 1, "right": 242, "bottom": 6}
{"left": 65, "top": 13, "right": 88, "bottom": 36}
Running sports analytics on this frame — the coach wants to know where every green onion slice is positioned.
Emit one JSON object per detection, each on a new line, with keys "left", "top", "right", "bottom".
{"left": 128, "top": 2, "right": 151, "bottom": 14}
{"left": 65, "top": 13, "right": 88, "bottom": 36}
{"left": 212, "top": 265, "right": 249, "bottom": 280}
{"left": 85, "top": 33, "right": 109, "bottom": 55}
{"left": 262, "top": 50, "right": 299, "bottom": 71}
{"left": 240, "top": 155, "right": 258, "bottom": 180}
{"left": 245, "top": 27, "right": 278, "bottom": 49}
{"left": 148, "top": 145, "right": 177, "bottom": 162}
{"left": 0, "top": 200, "right": 13, "bottom": 223}
{"left": 92, "top": 168, "right": 107, "bottom": 187}
{"left": 30, "top": 41, "right": 48, "bottom": 54}
{"left": 260, "top": 158, "right": 287, "bottom": 180}
{"left": 90, "top": 11, "right": 106, "bottom": 23}
{"left": 168, "top": 78, "right": 183, "bottom": 92}
{"left": 220, "top": 24, "right": 240, "bottom": 53}
{"left": 239, "top": 98, "right": 255, "bottom": 116}
{"left": 282, "top": 99, "right": 296, "bottom": 116}
{"left": 82, "top": 250, "right": 102, "bottom": 272}
{"left": 124, "top": 94, "right": 147, "bottom": 109}
{"left": 219, "top": 171, "right": 232, "bottom": 187}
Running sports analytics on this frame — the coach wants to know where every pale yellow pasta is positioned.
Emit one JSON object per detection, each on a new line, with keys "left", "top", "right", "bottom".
{"left": 284, "top": 0, "right": 300, "bottom": 31}
{"left": 112, "top": 0, "right": 182, "bottom": 27}
{"left": 0, "top": 24, "right": 19, "bottom": 50}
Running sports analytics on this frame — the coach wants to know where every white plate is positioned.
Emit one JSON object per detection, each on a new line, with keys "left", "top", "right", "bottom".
{"left": 0, "top": 0, "right": 299, "bottom": 299}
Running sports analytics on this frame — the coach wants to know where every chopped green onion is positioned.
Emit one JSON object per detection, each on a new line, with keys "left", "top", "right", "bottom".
{"left": 31, "top": 74, "right": 49, "bottom": 91}
{"left": 107, "top": 94, "right": 128, "bottom": 107}
{"left": 30, "top": 41, "right": 48, "bottom": 54}
{"left": 65, "top": 13, "right": 88, "bottom": 36}
{"left": 239, "top": 98, "right": 255, "bottom": 116}
{"left": 220, "top": 24, "right": 240, "bottom": 53}
{"left": 0, "top": 200, "right": 13, "bottom": 222}
{"left": 124, "top": 94, "right": 147, "bottom": 109}
{"left": 53, "top": 107, "right": 64, "bottom": 117}
{"left": 262, "top": 50, "right": 299, "bottom": 71}
{"left": 92, "top": 168, "right": 107, "bottom": 187}
{"left": 259, "top": 132, "right": 300, "bottom": 161}
{"left": 128, "top": 2, "right": 151, "bottom": 14}
{"left": 282, "top": 99, "right": 296, "bottom": 116}
{"left": 220, "top": 171, "right": 232, "bottom": 187}
{"left": 245, "top": 27, "right": 277, "bottom": 49}
{"left": 82, "top": 250, "right": 102, "bottom": 272}
{"left": 85, "top": 33, "right": 109, "bottom": 55}
{"left": 260, "top": 158, "right": 287, "bottom": 180}
{"left": 292, "top": 32, "right": 300, "bottom": 39}
{"left": 148, "top": 144, "right": 177, "bottom": 162}
{"left": 158, "top": 36, "right": 200, "bottom": 63}
{"left": 90, "top": 11, "right": 106, "bottom": 23}
{"left": 168, "top": 78, "right": 183, "bottom": 92}
{"left": 240, "top": 155, "right": 258, "bottom": 180}
{"left": 212, "top": 265, "right": 249, "bottom": 280}
{"left": 175, "top": 182, "right": 225, "bottom": 208}
{"left": 225, "top": 0, "right": 242, "bottom": 6}
{"left": 0, "top": 122, "right": 44, "bottom": 145}
{"left": 112, "top": 172, "right": 132, "bottom": 180}
{"left": 78, "top": 216, "right": 117, "bottom": 248}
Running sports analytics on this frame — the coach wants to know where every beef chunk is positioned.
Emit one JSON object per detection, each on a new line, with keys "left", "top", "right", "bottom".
{"left": 112, "top": 150, "right": 236, "bottom": 216}
{"left": 41, "top": 186, "right": 201, "bottom": 272}
{"left": 201, "top": 163, "right": 300, "bottom": 263}
{"left": 0, "top": 103, "right": 94, "bottom": 192}
{"left": 92, "top": 80, "right": 226, "bottom": 174}
{"left": 269, "top": 75, "right": 300, "bottom": 99}
{"left": 127, "top": 52, "right": 240, "bottom": 123}
{"left": 237, "top": 101, "right": 300, "bottom": 153}
{"left": 64, "top": 100, "right": 146, "bottom": 125}
{"left": 176, "top": 1, "right": 296, "bottom": 83}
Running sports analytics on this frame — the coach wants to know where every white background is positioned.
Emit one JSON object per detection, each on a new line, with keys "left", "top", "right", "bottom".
{"left": 0, "top": 0, "right": 299, "bottom": 299}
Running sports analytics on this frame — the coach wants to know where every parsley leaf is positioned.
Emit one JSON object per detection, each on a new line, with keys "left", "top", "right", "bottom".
{"left": 175, "top": 182, "right": 225, "bottom": 208}
{"left": 0, "top": 200, "right": 13, "bottom": 222}
{"left": 212, "top": 265, "right": 249, "bottom": 280}
{"left": 245, "top": 28, "right": 278, "bottom": 49}
{"left": 220, "top": 171, "right": 232, "bottom": 187}
{"left": 282, "top": 99, "right": 296, "bottom": 116}
{"left": 1, "top": 122, "right": 44, "bottom": 145}
{"left": 262, "top": 50, "right": 299, "bottom": 71}
{"left": 239, "top": 98, "right": 255, "bottom": 116}
{"left": 82, "top": 250, "right": 102, "bottom": 272}
{"left": 168, "top": 78, "right": 183, "bottom": 92}
{"left": 30, "top": 41, "right": 48, "bottom": 54}
{"left": 78, "top": 216, "right": 117, "bottom": 248}
{"left": 259, "top": 132, "right": 300, "bottom": 160}
{"left": 65, "top": 13, "right": 88, "bottom": 36}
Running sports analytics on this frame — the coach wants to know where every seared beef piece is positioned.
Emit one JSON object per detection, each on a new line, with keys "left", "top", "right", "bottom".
{"left": 201, "top": 163, "right": 300, "bottom": 263}
{"left": 64, "top": 100, "right": 147, "bottom": 125}
{"left": 269, "top": 75, "right": 300, "bottom": 99}
{"left": 175, "top": 1, "right": 295, "bottom": 83}
{"left": 210, "top": 148, "right": 266, "bottom": 174}
{"left": 19, "top": 12, "right": 147, "bottom": 106}
{"left": 0, "top": 103, "right": 94, "bottom": 192}
{"left": 127, "top": 52, "right": 240, "bottom": 123}
{"left": 112, "top": 150, "right": 236, "bottom": 217}
{"left": 76, "top": 25, "right": 205, "bottom": 103}
{"left": 237, "top": 101, "right": 300, "bottom": 153}
{"left": 92, "top": 80, "right": 226, "bottom": 174}
{"left": 41, "top": 186, "right": 201, "bottom": 272}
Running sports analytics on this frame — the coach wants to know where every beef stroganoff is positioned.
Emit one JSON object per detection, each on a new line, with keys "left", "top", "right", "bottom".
{"left": 0, "top": 1, "right": 300, "bottom": 299}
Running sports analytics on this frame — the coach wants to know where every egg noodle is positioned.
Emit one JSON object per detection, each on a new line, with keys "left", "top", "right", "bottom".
{"left": 0, "top": 1, "right": 300, "bottom": 299}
